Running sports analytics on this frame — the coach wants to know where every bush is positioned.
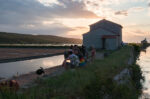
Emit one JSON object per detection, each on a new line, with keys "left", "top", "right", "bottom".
{"left": 130, "top": 64, "right": 144, "bottom": 92}
{"left": 129, "top": 43, "right": 141, "bottom": 52}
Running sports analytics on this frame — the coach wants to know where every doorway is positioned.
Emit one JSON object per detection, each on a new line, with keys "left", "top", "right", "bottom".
{"left": 102, "top": 38, "right": 106, "bottom": 49}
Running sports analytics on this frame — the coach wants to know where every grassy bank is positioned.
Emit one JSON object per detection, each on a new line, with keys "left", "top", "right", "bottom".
{"left": 0, "top": 45, "right": 143, "bottom": 99}
{"left": 0, "top": 44, "right": 71, "bottom": 49}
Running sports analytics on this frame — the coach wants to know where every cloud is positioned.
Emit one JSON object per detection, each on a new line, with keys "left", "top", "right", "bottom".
{"left": 114, "top": 7, "right": 145, "bottom": 16}
{"left": 85, "top": 0, "right": 140, "bottom": 6}
{"left": 0, "top": 22, "right": 74, "bottom": 36}
{"left": 125, "top": 23, "right": 150, "bottom": 27}
{"left": 115, "top": 10, "right": 128, "bottom": 16}
{"left": 129, "top": 7, "right": 145, "bottom": 12}
{"left": 148, "top": 3, "right": 150, "bottom": 7}
{"left": 55, "top": 0, "right": 99, "bottom": 18}
{"left": 0, "top": 0, "right": 99, "bottom": 37}
{"left": 0, "top": 0, "right": 149, "bottom": 41}
{"left": 0, "top": 0, "right": 99, "bottom": 25}
{"left": 131, "top": 30, "right": 147, "bottom": 36}
{"left": 0, "top": 0, "right": 100, "bottom": 25}
{"left": 123, "top": 29, "right": 150, "bottom": 43}
{"left": 86, "top": 1, "right": 99, "bottom": 7}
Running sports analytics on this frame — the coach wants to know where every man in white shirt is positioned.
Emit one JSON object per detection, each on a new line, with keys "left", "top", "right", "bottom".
{"left": 62, "top": 51, "right": 80, "bottom": 69}
{"left": 68, "top": 51, "right": 80, "bottom": 68}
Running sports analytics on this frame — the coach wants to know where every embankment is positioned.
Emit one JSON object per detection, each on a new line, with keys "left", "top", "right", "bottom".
{"left": 0, "top": 45, "right": 144, "bottom": 99}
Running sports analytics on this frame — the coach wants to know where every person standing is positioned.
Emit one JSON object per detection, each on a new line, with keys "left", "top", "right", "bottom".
{"left": 91, "top": 46, "right": 96, "bottom": 62}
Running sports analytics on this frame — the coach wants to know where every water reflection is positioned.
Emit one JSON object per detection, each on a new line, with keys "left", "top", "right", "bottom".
{"left": 0, "top": 55, "right": 64, "bottom": 79}
{"left": 137, "top": 47, "right": 150, "bottom": 98}
{"left": 141, "top": 49, "right": 147, "bottom": 54}
{"left": 43, "top": 61, "right": 54, "bottom": 67}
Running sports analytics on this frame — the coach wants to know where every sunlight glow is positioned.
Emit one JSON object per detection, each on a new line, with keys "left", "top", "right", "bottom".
{"left": 67, "top": 26, "right": 89, "bottom": 39}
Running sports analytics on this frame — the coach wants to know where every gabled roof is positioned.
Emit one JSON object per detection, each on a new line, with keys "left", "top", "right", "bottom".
{"left": 89, "top": 19, "right": 122, "bottom": 35}
{"left": 90, "top": 19, "right": 122, "bottom": 28}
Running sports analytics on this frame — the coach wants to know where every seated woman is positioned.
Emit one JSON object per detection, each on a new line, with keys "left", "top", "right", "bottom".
{"left": 79, "top": 57, "right": 86, "bottom": 67}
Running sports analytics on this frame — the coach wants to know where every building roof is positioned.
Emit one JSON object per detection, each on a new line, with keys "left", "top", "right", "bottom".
{"left": 89, "top": 19, "right": 122, "bottom": 35}
{"left": 90, "top": 19, "right": 122, "bottom": 28}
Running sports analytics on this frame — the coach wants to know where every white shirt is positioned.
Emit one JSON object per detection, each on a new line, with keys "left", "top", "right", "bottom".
{"left": 68, "top": 54, "right": 80, "bottom": 66}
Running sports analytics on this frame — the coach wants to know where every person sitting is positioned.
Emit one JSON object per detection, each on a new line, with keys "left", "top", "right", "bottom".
{"left": 68, "top": 51, "right": 80, "bottom": 68}
{"left": 74, "top": 49, "right": 82, "bottom": 58}
{"left": 70, "top": 45, "right": 73, "bottom": 49}
{"left": 79, "top": 57, "right": 86, "bottom": 67}
{"left": 0, "top": 80, "right": 19, "bottom": 91}
{"left": 64, "top": 49, "right": 73, "bottom": 59}
{"left": 62, "top": 51, "right": 80, "bottom": 69}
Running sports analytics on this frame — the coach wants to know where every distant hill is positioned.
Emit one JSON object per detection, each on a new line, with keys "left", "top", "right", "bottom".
{"left": 0, "top": 32, "right": 82, "bottom": 44}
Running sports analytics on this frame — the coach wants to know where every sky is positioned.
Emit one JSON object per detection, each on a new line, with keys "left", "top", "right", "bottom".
{"left": 0, "top": 0, "right": 150, "bottom": 42}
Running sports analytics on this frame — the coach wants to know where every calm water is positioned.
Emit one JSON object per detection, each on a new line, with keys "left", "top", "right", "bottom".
{"left": 137, "top": 47, "right": 150, "bottom": 98}
{"left": 0, "top": 55, "right": 64, "bottom": 79}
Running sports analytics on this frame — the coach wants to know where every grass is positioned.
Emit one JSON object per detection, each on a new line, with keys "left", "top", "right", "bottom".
{"left": 0, "top": 44, "right": 71, "bottom": 49}
{"left": 0, "top": 45, "right": 143, "bottom": 99}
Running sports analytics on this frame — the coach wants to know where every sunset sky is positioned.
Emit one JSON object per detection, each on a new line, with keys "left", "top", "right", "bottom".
{"left": 0, "top": 0, "right": 150, "bottom": 42}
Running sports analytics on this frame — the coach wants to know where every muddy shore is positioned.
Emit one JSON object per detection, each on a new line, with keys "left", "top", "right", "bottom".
{"left": 0, "top": 52, "right": 104, "bottom": 88}
{"left": 13, "top": 66, "right": 65, "bottom": 88}
{"left": 0, "top": 48, "right": 65, "bottom": 63}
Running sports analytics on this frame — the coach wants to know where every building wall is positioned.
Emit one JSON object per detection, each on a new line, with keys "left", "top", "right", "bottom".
{"left": 90, "top": 20, "right": 122, "bottom": 47}
{"left": 83, "top": 20, "right": 122, "bottom": 50}
{"left": 83, "top": 28, "right": 116, "bottom": 49}
{"left": 83, "top": 33, "right": 101, "bottom": 49}
{"left": 119, "top": 29, "right": 122, "bottom": 46}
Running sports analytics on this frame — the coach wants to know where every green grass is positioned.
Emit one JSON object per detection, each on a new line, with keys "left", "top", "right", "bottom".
{"left": 0, "top": 45, "right": 71, "bottom": 49}
{"left": 0, "top": 46, "right": 143, "bottom": 99}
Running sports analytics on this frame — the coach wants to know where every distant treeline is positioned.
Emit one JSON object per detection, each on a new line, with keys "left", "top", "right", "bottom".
{"left": 0, "top": 32, "right": 82, "bottom": 44}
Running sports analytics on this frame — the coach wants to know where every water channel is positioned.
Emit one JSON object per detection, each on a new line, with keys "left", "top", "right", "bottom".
{"left": 137, "top": 47, "right": 150, "bottom": 98}
{"left": 0, "top": 55, "right": 64, "bottom": 79}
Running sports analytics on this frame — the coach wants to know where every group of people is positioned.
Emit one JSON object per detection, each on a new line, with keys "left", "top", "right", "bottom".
{"left": 62, "top": 45, "right": 96, "bottom": 69}
{"left": 0, "top": 80, "right": 19, "bottom": 91}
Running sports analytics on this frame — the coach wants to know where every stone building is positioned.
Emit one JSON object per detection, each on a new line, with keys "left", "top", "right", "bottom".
{"left": 83, "top": 19, "right": 123, "bottom": 50}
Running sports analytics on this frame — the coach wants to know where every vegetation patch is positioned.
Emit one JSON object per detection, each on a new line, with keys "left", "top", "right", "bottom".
{"left": 0, "top": 32, "right": 82, "bottom": 44}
